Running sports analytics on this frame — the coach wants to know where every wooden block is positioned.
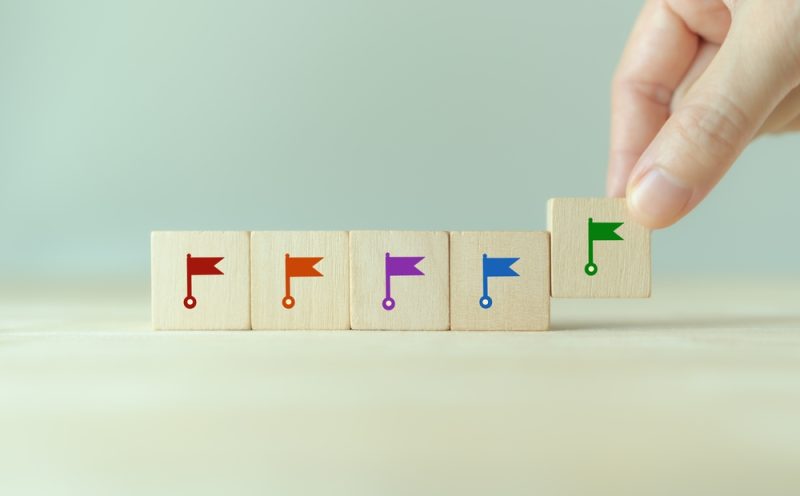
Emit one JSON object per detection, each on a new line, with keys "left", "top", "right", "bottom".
{"left": 548, "top": 198, "right": 651, "bottom": 298}
{"left": 450, "top": 232, "right": 550, "bottom": 331}
{"left": 350, "top": 231, "right": 449, "bottom": 330}
{"left": 250, "top": 231, "right": 349, "bottom": 330}
{"left": 151, "top": 231, "right": 250, "bottom": 329}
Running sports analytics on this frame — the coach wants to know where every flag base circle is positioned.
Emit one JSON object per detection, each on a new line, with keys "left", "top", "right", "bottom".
{"left": 382, "top": 297, "right": 396, "bottom": 311}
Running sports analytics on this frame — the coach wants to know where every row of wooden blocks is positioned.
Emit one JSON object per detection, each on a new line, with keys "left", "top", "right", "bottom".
{"left": 151, "top": 198, "right": 651, "bottom": 330}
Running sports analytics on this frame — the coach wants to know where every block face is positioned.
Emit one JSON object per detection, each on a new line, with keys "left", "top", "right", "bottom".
{"left": 350, "top": 231, "right": 449, "bottom": 330}
{"left": 151, "top": 231, "right": 250, "bottom": 329}
{"left": 250, "top": 231, "right": 349, "bottom": 330}
{"left": 450, "top": 232, "right": 550, "bottom": 331}
{"left": 548, "top": 198, "right": 651, "bottom": 298}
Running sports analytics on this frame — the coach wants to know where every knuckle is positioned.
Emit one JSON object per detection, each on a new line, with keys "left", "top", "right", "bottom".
{"left": 671, "top": 97, "right": 749, "bottom": 160}
{"left": 611, "top": 77, "right": 674, "bottom": 107}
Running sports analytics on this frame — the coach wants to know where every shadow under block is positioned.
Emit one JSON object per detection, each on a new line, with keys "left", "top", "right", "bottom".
{"left": 450, "top": 232, "right": 550, "bottom": 331}
{"left": 548, "top": 198, "right": 651, "bottom": 298}
{"left": 151, "top": 231, "right": 251, "bottom": 330}
{"left": 250, "top": 231, "right": 349, "bottom": 330}
{"left": 350, "top": 231, "right": 449, "bottom": 330}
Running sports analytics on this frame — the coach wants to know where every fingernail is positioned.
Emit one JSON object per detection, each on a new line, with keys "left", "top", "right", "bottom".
{"left": 629, "top": 168, "right": 692, "bottom": 223}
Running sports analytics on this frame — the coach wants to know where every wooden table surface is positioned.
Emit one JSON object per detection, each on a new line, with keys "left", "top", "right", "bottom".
{"left": 1, "top": 278, "right": 799, "bottom": 495}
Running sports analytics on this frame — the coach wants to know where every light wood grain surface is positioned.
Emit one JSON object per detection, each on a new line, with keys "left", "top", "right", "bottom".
{"left": 450, "top": 231, "right": 550, "bottom": 331}
{"left": 549, "top": 198, "right": 651, "bottom": 298}
{"left": 151, "top": 231, "right": 250, "bottom": 330}
{"left": 1, "top": 278, "right": 799, "bottom": 496}
{"left": 251, "top": 231, "right": 349, "bottom": 329}
{"left": 350, "top": 231, "right": 449, "bottom": 330}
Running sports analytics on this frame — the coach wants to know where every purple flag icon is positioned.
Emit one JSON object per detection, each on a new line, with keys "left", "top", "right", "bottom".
{"left": 383, "top": 252, "right": 425, "bottom": 311}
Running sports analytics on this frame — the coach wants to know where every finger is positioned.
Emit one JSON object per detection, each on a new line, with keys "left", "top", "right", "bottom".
{"left": 668, "top": 0, "right": 731, "bottom": 44}
{"left": 676, "top": 47, "right": 800, "bottom": 136}
{"left": 670, "top": 41, "right": 720, "bottom": 110}
{"left": 626, "top": 6, "right": 800, "bottom": 228}
{"left": 607, "top": 0, "right": 699, "bottom": 197}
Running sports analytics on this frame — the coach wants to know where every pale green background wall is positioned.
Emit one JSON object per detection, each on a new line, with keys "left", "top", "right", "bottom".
{"left": 1, "top": 1, "right": 798, "bottom": 283}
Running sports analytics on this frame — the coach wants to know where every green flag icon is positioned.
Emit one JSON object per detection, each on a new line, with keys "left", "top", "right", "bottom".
{"left": 585, "top": 217, "right": 623, "bottom": 276}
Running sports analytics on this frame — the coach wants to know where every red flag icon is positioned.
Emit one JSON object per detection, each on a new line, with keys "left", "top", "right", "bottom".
{"left": 283, "top": 254, "right": 324, "bottom": 309}
{"left": 188, "top": 255, "right": 224, "bottom": 276}
{"left": 184, "top": 254, "right": 224, "bottom": 309}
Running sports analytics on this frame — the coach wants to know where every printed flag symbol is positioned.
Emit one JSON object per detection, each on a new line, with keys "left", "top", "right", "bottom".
{"left": 283, "top": 253, "right": 324, "bottom": 309}
{"left": 480, "top": 254, "right": 520, "bottom": 309}
{"left": 184, "top": 253, "right": 224, "bottom": 309}
{"left": 585, "top": 217, "right": 624, "bottom": 276}
{"left": 382, "top": 252, "right": 425, "bottom": 311}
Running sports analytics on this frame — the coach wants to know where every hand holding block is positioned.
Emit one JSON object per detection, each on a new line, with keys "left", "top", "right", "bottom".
{"left": 548, "top": 198, "right": 651, "bottom": 298}
{"left": 151, "top": 231, "right": 250, "bottom": 329}
{"left": 350, "top": 231, "right": 449, "bottom": 330}
{"left": 251, "top": 231, "right": 349, "bottom": 330}
{"left": 450, "top": 232, "right": 550, "bottom": 331}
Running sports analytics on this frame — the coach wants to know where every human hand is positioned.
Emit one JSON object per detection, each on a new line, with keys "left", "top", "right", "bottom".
{"left": 608, "top": 0, "right": 800, "bottom": 228}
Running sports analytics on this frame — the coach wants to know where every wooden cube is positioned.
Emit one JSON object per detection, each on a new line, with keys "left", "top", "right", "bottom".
{"left": 548, "top": 198, "right": 651, "bottom": 298}
{"left": 450, "top": 232, "right": 550, "bottom": 331}
{"left": 250, "top": 231, "right": 349, "bottom": 330}
{"left": 350, "top": 231, "right": 449, "bottom": 330}
{"left": 151, "top": 231, "right": 250, "bottom": 330}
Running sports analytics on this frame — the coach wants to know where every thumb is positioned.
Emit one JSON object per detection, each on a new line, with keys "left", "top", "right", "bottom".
{"left": 625, "top": 4, "right": 800, "bottom": 229}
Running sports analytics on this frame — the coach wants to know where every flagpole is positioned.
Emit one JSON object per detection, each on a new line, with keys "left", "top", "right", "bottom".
{"left": 480, "top": 254, "right": 493, "bottom": 309}
{"left": 184, "top": 253, "right": 196, "bottom": 309}
{"left": 382, "top": 252, "right": 395, "bottom": 311}
{"left": 283, "top": 253, "right": 295, "bottom": 309}
{"left": 585, "top": 218, "right": 598, "bottom": 276}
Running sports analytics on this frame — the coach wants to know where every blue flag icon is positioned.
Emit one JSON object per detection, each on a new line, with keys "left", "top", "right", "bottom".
{"left": 480, "top": 254, "right": 520, "bottom": 309}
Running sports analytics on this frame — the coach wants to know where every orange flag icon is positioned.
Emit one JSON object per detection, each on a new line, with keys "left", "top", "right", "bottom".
{"left": 283, "top": 254, "right": 323, "bottom": 309}
{"left": 286, "top": 256, "right": 323, "bottom": 278}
